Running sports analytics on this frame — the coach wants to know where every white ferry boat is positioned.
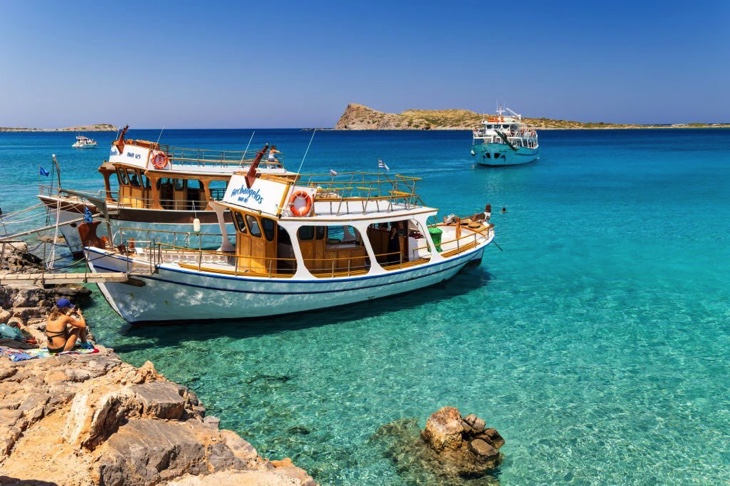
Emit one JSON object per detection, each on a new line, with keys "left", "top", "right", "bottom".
{"left": 471, "top": 107, "right": 539, "bottom": 166}
{"left": 72, "top": 135, "right": 98, "bottom": 149}
{"left": 80, "top": 160, "right": 495, "bottom": 323}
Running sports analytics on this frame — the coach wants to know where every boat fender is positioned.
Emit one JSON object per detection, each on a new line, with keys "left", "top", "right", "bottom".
{"left": 151, "top": 150, "right": 169, "bottom": 170}
{"left": 289, "top": 190, "right": 313, "bottom": 216}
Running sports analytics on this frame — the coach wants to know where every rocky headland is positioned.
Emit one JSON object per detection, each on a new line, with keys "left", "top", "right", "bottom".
{"left": 0, "top": 242, "right": 314, "bottom": 485}
{"left": 335, "top": 103, "right": 730, "bottom": 130}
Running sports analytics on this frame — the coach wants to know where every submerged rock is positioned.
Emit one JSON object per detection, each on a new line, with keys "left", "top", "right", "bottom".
{"left": 421, "top": 406, "right": 504, "bottom": 479}
{"left": 371, "top": 408, "right": 503, "bottom": 485}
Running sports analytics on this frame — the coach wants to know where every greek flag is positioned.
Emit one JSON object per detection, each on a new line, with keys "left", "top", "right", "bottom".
{"left": 84, "top": 206, "right": 93, "bottom": 223}
{"left": 378, "top": 159, "right": 390, "bottom": 171}
{"left": 39, "top": 167, "right": 50, "bottom": 177}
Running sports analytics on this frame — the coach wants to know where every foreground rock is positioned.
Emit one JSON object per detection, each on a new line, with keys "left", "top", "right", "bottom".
{"left": 0, "top": 350, "right": 315, "bottom": 485}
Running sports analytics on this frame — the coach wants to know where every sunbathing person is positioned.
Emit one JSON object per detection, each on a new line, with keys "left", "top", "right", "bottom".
{"left": 45, "top": 298, "right": 89, "bottom": 353}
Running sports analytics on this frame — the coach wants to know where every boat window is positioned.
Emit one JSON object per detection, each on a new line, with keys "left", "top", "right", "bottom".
{"left": 298, "top": 226, "right": 314, "bottom": 241}
{"left": 278, "top": 225, "right": 291, "bottom": 244}
{"left": 233, "top": 212, "right": 247, "bottom": 234}
{"left": 127, "top": 169, "right": 140, "bottom": 187}
{"left": 117, "top": 168, "right": 129, "bottom": 185}
{"left": 158, "top": 178, "right": 174, "bottom": 209}
{"left": 326, "top": 225, "right": 360, "bottom": 244}
{"left": 187, "top": 179, "right": 203, "bottom": 211}
{"left": 173, "top": 178, "right": 185, "bottom": 191}
{"left": 262, "top": 218, "right": 276, "bottom": 241}
{"left": 209, "top": 180, "right": 227, "bottom": 201}
{"left": 246, "top": 214, "right": 261, "bottom": 237}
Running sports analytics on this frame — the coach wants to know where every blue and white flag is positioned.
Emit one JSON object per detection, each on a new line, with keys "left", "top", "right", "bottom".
{"left": 378, "top": 159, "right": 390, "bottom": 171}
{"left": 39, "top": 167, "right": 50, "bottom": 177}
{"left": 84, "top": 206, "right": 94, "bottom": 223}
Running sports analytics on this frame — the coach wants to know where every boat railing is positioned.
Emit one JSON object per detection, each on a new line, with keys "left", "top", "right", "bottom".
{"left": 299, "top": 172, "right": 426, "bottom": 212}
{"left": 161, "top": 144, "right": 285, "bottom": 169}
{"left": 111, "top": 223, "right": 491, "bottom": 279}
{"left": 429, "top": 221, "right": 493, "bottom": 256}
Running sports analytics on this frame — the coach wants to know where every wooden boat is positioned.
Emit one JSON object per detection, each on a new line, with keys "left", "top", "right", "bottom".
{"left": 80, "top": 151, "right": 495, "bottom": 323}
{"left": 39, "top": 126, "right": 291, "bottom": 256}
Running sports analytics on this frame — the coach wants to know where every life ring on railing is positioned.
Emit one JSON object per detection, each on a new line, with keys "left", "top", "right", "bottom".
{"left": 151, "top": 150, "right": 169, "bottom": 170}
{"left": 289, "top": 190, "right": 313, "bottom": 216}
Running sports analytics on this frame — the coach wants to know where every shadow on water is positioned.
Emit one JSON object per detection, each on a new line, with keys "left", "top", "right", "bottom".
{"left": 112, "top": 265, "right": 493, "bottom": 352}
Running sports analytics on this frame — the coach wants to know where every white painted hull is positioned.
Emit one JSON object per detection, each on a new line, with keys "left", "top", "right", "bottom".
{"left": 471, "top": 143, "right": 539, "bottom": 166}
{"left": 88, "top": 246, "right": 485, "bottom": 323}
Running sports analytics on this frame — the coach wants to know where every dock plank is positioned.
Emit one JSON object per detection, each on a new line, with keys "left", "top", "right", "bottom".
{"left": 0, "top": 272, "right": 129, "bottom": 285}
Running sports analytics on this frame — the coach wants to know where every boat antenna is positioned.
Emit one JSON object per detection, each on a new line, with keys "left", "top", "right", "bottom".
{"left": 52, "top": 154, "right": 62, "bottom": 190}
{"left": 241, "top": 131, "right": 255, "bottom": 165}
{"left": 297, "top": 129, "right": 317, "bottom": 174}
{"left": 155, "top": 126, "right": 165, "bottom": 145}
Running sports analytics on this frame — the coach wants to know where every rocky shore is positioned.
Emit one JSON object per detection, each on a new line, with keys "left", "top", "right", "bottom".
{"left": 1, "top": 242, "right": 314, "bottom": 485}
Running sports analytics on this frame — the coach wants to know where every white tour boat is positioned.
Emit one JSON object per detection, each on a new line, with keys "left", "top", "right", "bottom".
{"left": 39, "top": 126, "right": 291, "bottom": 256}
{"left": 80, "top": 159, "right": 495, "bottom": 323}
{"left": 72, "top": 135, "right": 98, "bottom": 149}
{"left": 471, "top": 107, "right": 539, "bottom": 166}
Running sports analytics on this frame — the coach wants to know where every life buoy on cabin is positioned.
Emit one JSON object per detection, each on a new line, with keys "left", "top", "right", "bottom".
{"left": 151, "top": 150, "right": 169, "bottom": 170}
{"left": 289, "top": 190, "right": 313, "bottom": 216}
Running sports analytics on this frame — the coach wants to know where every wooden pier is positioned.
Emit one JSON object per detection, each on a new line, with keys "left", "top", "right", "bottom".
{"left": 0, "top": 271, "right": 129, "bottom": 286}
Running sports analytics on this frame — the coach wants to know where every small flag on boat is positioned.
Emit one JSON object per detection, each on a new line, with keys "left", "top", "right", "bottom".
{"left": 83, "top": 206, "right": 94, "bottom": 223}
{"left": 329, "top": 169, "right": 338, "bottom": 176}
{"left": 378, "top": 159, "right": 390, "bottom": 171}
{"left": 39, "top": 167, "right": 50, "bottom": 177}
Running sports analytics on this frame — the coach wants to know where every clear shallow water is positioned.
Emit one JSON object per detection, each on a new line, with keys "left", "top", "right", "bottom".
{"left": 2, "top": 128, "right": 729, "bottom": 484}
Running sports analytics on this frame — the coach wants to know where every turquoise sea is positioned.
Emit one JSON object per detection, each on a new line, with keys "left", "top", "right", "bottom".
{"left": 1, "top": 128, "right": 729, "bottom": 484}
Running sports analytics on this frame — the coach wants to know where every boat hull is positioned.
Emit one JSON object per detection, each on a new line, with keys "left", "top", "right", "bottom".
{"left": 87, "top": 246, "right": 486, "bottom": 323}
{"left": 471, "top": 142, "right": 539, "bottom": 166}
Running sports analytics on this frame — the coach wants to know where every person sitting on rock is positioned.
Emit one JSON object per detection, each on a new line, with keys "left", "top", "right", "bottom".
{"left": 45, "top": 298, "right": 90, "bottom": 353}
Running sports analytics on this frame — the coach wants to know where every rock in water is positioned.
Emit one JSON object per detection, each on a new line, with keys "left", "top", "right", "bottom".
{"left": 421, "top": 406, "right": 504, "bottom": 478}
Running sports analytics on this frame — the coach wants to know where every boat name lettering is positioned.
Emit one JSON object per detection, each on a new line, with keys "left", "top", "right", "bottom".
{"left": 230, "top": 185, "right": 264, "bottom": 204}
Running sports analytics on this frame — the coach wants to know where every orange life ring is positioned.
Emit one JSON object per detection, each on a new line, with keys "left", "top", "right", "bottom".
{"left": 289, "top": 190, "right": 313, "bottom": 216}
{"left": 151, "top": 151, "right": 168, "bottom": 170}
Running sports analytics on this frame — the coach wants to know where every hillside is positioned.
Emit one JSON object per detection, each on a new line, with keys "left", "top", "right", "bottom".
{"left": 335, "top": 104, "right": 729, "bottom": 130}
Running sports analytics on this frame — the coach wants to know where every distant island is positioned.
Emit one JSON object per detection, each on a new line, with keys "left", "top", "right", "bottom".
{"left": 335, "top": 104, "right": 730, "bottom": 130}
{"left": 0, "top": 123, "right": 117, "bottom": 132}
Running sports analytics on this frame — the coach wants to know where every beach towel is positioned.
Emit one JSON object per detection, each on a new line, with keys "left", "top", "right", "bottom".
{"left": 1, "top": 344, "right": 98, "bottom": 362}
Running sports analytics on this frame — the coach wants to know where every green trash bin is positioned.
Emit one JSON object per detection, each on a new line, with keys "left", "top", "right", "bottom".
{"left": 428, "top": 227, "right": 443, "bottom": 252}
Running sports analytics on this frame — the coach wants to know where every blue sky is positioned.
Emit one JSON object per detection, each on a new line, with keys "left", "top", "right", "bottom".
{"left": 1, "top": 0, "right": 728, "bottom": 128}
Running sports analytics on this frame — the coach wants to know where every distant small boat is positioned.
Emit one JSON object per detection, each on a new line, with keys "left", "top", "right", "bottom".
{"left": 72, "top": 135, "right": 97, "bottom": 149}
{"left": 471, "top": 106, "right": 539, "bottom": 166}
